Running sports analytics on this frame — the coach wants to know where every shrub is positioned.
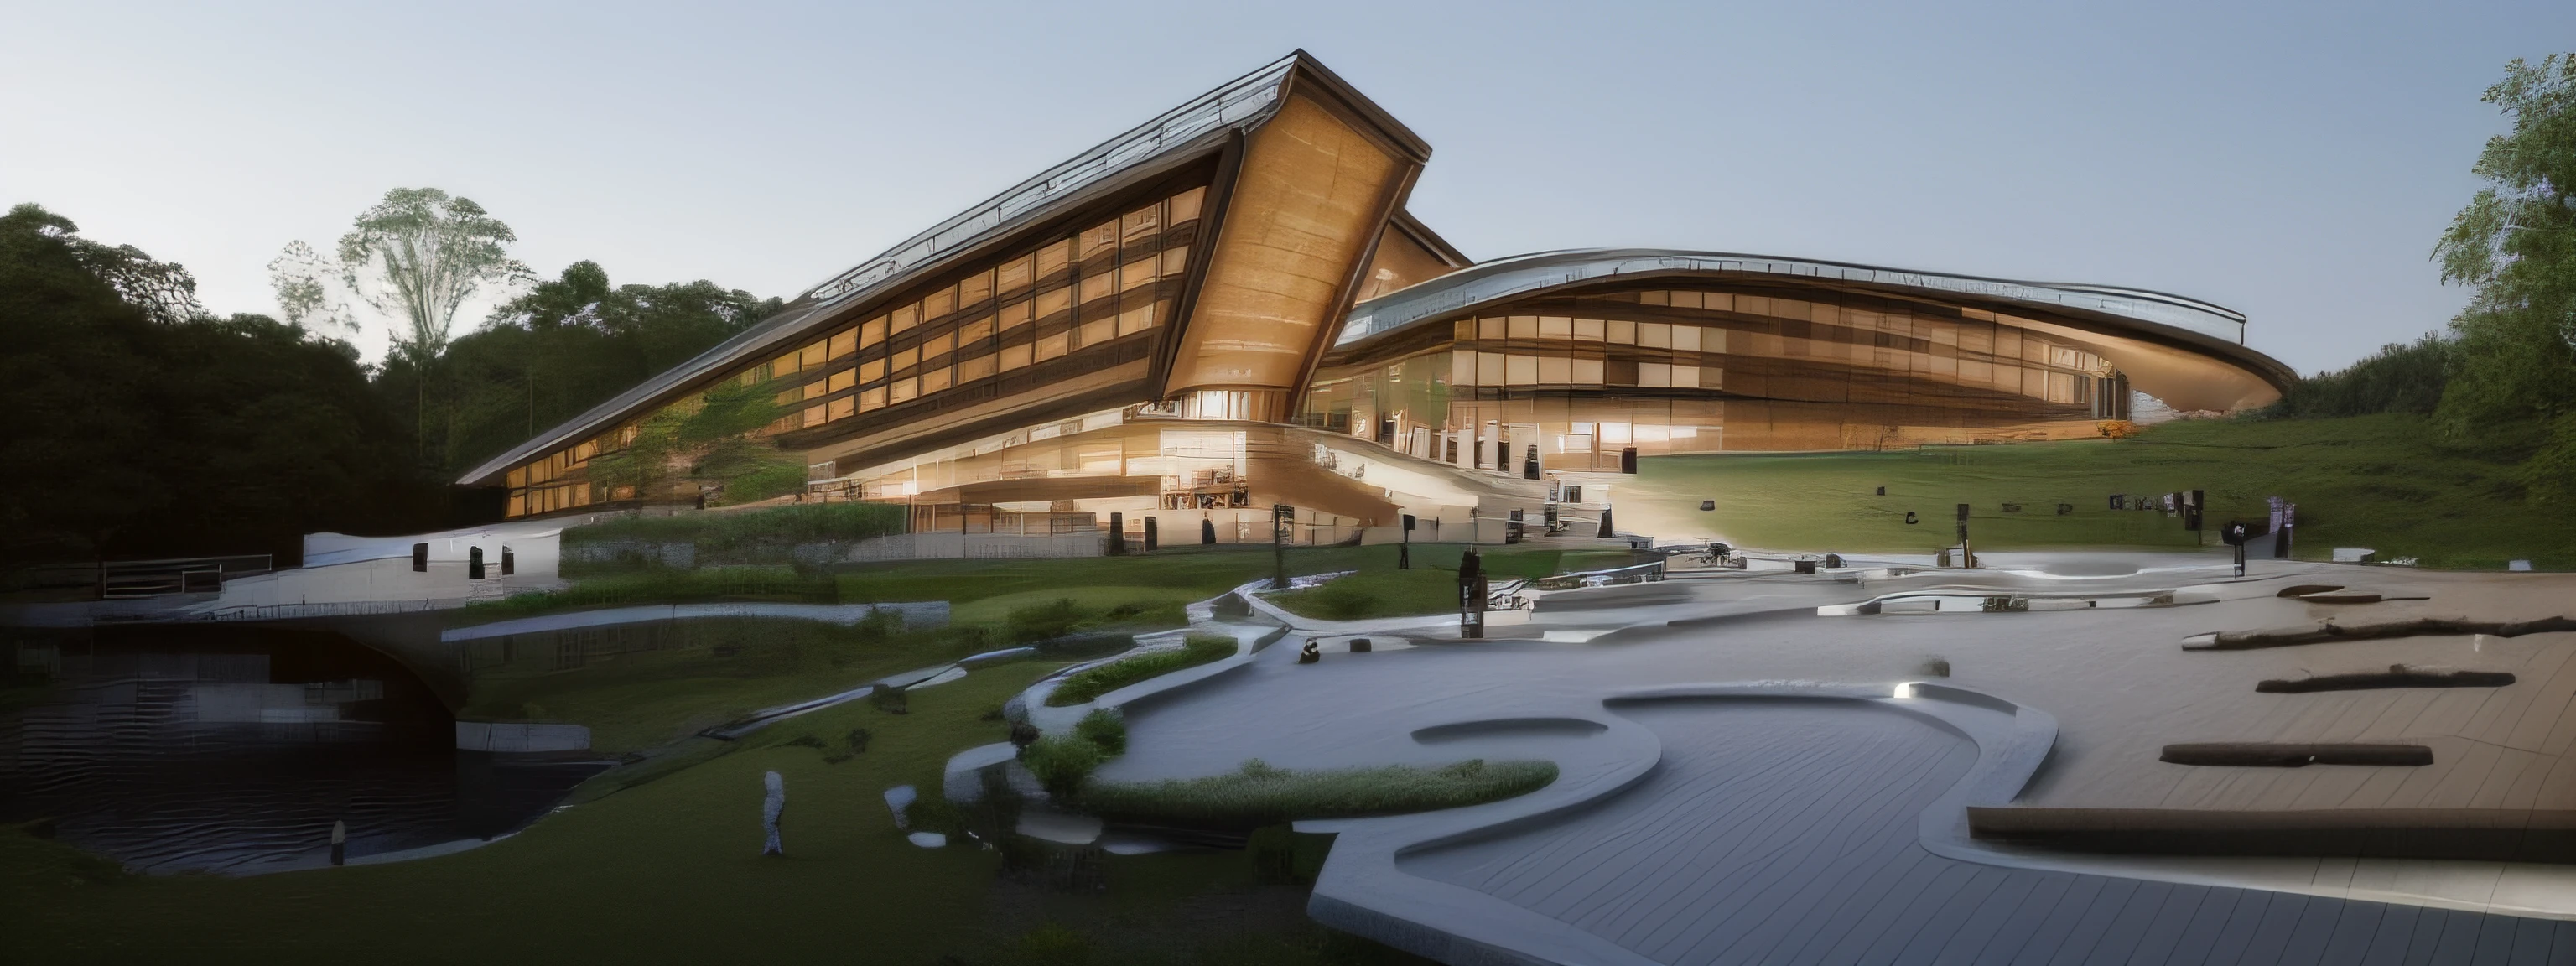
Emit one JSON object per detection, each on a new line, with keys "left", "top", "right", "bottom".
{"left": 1020, "top": 735, "right": 1107, "bottom": 798}
{"left": 1007, "top": 598, "right": 1086, "bottom": 643}
{"left": 1265, "top": 569, "right": 1459, "bottom": 621}
{"left": 1074, "top": 757, "right": 1557, "bottom": 830}
{"left": 1030, "top": 631, "right": 1136, "bottom": 658}
{"left": 1295, "top": 580, "right": 1380, "bottom": 620}
{"left": 1073, "top": 708, "right": 1126, "bottom": 755}
{"left": 1043, "top": 634, "right": 1237, "bottom": 707}
{"left": 461, "top": 566, "right": 835, "bottom": 618}
{"left": 562, "top": 502, "right": 908, "bottom": 554}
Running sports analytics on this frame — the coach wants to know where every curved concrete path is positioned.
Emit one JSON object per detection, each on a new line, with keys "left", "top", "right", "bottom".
{"left": 1090, "top": 557, "right": 2576, "bottom": 964}
{"left": 1310, "top": 683, "right": 2576, "bottom": 964}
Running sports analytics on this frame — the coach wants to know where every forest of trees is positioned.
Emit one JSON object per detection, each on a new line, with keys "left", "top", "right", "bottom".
{"left": 382, "top": 260, "right": 779, "bottom": 480}
{"left": 0, "top": 202, "right": 777, "bottom": 567}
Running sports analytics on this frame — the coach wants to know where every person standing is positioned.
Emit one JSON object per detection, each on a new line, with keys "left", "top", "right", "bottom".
{"left": 761, "top": 771, "right": 787, "bottom": 857}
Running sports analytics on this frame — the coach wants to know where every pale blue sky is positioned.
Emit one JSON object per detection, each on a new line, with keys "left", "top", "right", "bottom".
{"left": 5, "top": 1, "right": 2568, "bottom": 374}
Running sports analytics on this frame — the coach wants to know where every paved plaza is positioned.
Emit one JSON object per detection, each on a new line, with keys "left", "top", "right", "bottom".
{"left": 1087, "top": 553, "right": 2576, "bottom": 964}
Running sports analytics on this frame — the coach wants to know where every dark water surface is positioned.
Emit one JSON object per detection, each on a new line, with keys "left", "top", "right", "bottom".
{"left": 3, "top": 629, "right": 605, "bottom": 874}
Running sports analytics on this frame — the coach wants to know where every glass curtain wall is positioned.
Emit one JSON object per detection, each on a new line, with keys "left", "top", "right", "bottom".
{"left": 504, "top": 184, "right": 1208, "bottom": 517}
{"left": 1303, "top": 285, "right": 2125, "bottom": 471}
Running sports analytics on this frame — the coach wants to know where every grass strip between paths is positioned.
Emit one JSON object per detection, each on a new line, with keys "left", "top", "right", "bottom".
{"left": 1076, "top": 758, "right": 1558, "bottom": 830}
{"left": 1044, "top": 633, "right": 1236, "bottom": 707}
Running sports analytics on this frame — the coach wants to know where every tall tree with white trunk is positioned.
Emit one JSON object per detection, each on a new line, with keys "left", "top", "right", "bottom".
{"left": 335, "top": 188, "right": 528, "bottom": 363}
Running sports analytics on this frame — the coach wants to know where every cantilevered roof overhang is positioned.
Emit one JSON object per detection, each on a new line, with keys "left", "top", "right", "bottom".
{"left": 1335, "top": 248, "right": 2295, "bottom": 410}
{"left": 459, "top": 50, "right": 1429, "bottom": 488}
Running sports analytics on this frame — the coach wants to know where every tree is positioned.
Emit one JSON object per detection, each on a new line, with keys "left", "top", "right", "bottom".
{"left": 0, "top": 204, "right": 174, "bottom": 558}
{"left": 325, "top": 188, "right": 529, "bottom": 460}
{"left": 266, "top": 239, "right": 353, "bottom": 337}
{"left": 585, "top": 377, "right": 796, "bottom": 506}
{"left": 2434, "top": 54, "right": 2576, "bottom": 496}
{"left": 2, "top": 204, "right": 438, "bottom": 565}
{"left": 335, "top": 188, "right": 529, "bottom": 361}
{"left": 415, "top": 261, "right": 780, "bottom": 476}
{"left": 2264, "top": 335, "right": 2451, "bottom": 418}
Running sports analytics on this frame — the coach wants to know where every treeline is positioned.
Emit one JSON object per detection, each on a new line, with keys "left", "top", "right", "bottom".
{"left": 382, "top": 260, "right": 778, "bottom": 480}
{"left": 1, "top": 204, "right": 437, "bottom": 564}
{"left": 2261, "top": 55, "right": 2574, "bottom": 501}
{"left": 2263, "top": 336, "right": 2450, "bottom": 419}
{"left": 0, "top": 205, "right": 775, "bottom": 566}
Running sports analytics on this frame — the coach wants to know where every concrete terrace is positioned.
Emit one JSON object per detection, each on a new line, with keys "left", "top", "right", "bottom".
{"left": 1089, "top": 554, "right": 2576, "bottom": 964}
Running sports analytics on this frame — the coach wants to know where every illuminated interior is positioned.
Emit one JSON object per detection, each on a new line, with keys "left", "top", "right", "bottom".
{"left": 465, "top": 51, "right": 2291, "bottom": 537}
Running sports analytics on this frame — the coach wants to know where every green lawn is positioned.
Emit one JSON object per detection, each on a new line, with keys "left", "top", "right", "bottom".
{"left": 1623, "top": 413, "right": 2576, "bottom": 569}
{"left": 1045, "top": 633, "right": 1238, "bottom": 707}
{"left": 456, "top": 618, "right": 991, "bottom": 753}
{"left": 1266, "top": 569, "right": 1462, "bottom": 621}
{"left": 832, "top": 545, "right": 1368, "bottom": 607}
{"left": 459, "top": 565, "right": 837, "bottom": 621}
{"left": 7, "top": 664, "right": 1429, "bottom": 965}
{"left": 1078, "top": 758, "right": 1559, "bottom": 831}
{"left": 452, "top": 545, "right": 1647, "bottom": 746}
{"left": 9, "top": 666, "right": 1036, "bottom": 964}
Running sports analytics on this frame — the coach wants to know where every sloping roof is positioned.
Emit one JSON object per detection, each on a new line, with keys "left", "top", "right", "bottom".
{"left": 1334, "top": 247, "right": 2292, "bottom": 391}
{"left": 461, "top": 50, "right": 1425, "bottom": 487}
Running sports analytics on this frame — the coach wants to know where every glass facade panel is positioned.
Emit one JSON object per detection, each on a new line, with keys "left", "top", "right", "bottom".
{"left": 500, "top": 176, "right": 1208, "bottom": 517}
{"left": 1304, "top": 282, "right": 2135, "bottom": 470}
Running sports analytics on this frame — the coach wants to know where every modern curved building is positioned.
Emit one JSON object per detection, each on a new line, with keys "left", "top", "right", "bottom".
{"left": 460, "top": 51, "right": 2291, "bottom": 543}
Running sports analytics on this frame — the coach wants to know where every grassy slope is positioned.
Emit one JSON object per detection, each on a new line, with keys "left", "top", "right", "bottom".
{"left": 456, "top": 620, "right": 994, "bottom": 753}
{"left": 1626, "top": 413, "right": 2576, "bottom": 569}
{"left": 8, "top": 665, "right": 1044, "bottom": 965}
{"left": 459, "top": 565, "right": 836, "bottom": 620}
{"left": 1267, "top": 569, "right": 1462, "bottom": 621}
{"left": 11, "top": 662, "right": 1436, "bottom": 966}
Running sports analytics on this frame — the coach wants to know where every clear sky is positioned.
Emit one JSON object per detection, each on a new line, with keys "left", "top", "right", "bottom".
{"left": 6, "top": 1, "right": 2568, "bottom": 374}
